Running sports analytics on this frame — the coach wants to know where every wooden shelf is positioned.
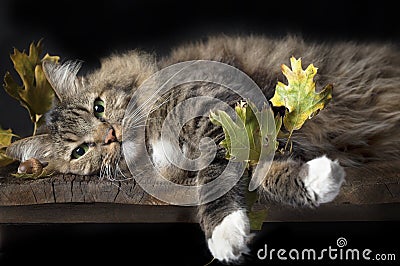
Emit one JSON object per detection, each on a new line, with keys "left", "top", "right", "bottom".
{"left": 1, "top": 161, "right": 399, "bottom": 224}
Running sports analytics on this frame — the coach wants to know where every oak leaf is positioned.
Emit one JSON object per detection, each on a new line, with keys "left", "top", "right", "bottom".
{"left": 209, "top": 101, "right": 278, "bottom": 166}
{"left": 0, "top": 126, "right": 18, "bottom": 167}
{"left": 270, "top": 56, "right": 332, "bottom": 134}
{"left": 3, "top": 40, "right": 59, "bottom": 134}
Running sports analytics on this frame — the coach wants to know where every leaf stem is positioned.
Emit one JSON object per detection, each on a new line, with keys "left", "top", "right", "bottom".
{"left": 33, "top": 122, "right": 38, "bottom": 136}
{"left": 284, "top": 130, "right": 294, "bottom": 151}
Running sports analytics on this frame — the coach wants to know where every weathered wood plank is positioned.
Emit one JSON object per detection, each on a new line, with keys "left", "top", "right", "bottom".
{"left": 1, "top": 161, "right": 399, "bottom": 206}
{"left": 333, "top": 161, "right": 400, "bottom": 205}
{"left": 264, "top": 203, "right": 400, "bottom": 222}
{"left": 0, "top": 160, "right": 399, "bottom": 223}
{"left": 0, "top": 162, "right": 163, "bottom": 205}
{"left": 0, "top": 203, "right": 196, "bottom": 223}
{"left": 0, "top": 202, "right": 399, "bottom": 223}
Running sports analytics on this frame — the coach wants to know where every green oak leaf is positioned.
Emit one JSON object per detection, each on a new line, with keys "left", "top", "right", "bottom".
{"left": 210, "top": 105, "right": 250, "bottom": 162}
{"left": 210, "top": 100, "right": 278, "bottom": 166}
{"left": 245, "top": 173, "right": 268, "bottom": 230}
{"left": 248, "top": 209, "right": 268, "bottom": 231}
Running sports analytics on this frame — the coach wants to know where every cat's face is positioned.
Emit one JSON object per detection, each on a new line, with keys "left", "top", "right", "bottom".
{"left": 6, "top": 52, "right": 157, "bottom": 178}
{"left": 44, "top": 68, "right": 128, "bottom": 177}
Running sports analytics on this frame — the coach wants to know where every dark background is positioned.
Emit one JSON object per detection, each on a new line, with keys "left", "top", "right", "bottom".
{"left": 0, "top": 0, "right": 399, "bottom": 265}
{"left": 1, "top": 0, "right": 400, "bottom": 137}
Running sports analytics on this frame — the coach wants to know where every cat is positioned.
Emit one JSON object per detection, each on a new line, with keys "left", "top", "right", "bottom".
{"left": 6, "top": 35, "right": 400, "bottom": 264}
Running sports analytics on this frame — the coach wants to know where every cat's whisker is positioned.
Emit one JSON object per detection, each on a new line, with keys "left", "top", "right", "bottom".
{"left": 131, "top": 84, "right": 167, "bottom": 115}
{"left": 100, "top": 164, "right": 107, "bottom": 180}
{"left": 128, "top": 100, "right": 173, "bottom": 127}
{"left": 123, "top": 117, "right": 163, "bottom": 132}
{"left": 128, "top": 106, "right": 160, "bottom": 125}
{"left": 144, "top": 96, "right": 175, "bottom": 118}
{"left": 99, "top": 163, "right": 107, "bottom": 181}
{"left": 107, "top": 165, "right": 114, "bottom": 181}
{"left": 99, "top": 150, "right": 121, "bottom": 182}
{"left": 106, "top": 177, "right": 139, "bottom": 202}
{"left": 101, "top": 153, "right": 151, "bottom": 183}
{"left": 148, "top": 93, "right": 174, "bottom": 112}
{"left": 125, "top": 169, "right": 152, "bottom": 180}
{"left": 127, "top": 90, "right": 161, "bottom": 119}
{"left": 115, "top": 164, "right": 135, "bottom": 181}
{"left": 104, "top": 165, "right": 110, "bottom": 180}
{"left": 123, "top": 93, "right": 175, "bottom": 133}
{"left": 127, "top": 64, "right": 192, "bottom": 122}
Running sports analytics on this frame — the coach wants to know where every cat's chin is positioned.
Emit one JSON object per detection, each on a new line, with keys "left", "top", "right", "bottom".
{"left": 96, "top": 141, "right": 126, "bottom": 180}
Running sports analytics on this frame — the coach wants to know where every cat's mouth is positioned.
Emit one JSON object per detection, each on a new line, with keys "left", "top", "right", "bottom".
{"left": 99, "top": 141, "right": 125, "bottom": 180}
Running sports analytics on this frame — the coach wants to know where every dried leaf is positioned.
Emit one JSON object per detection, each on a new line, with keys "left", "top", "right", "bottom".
{"left": 3, "top": 40, "right": 59, "bottom": 127}
{"left": 0, "top": 126, "right": 18, "bottom": 167}
{"left": 270, "top": 56, "right": 333, "bottom": 133}
{"left": 12, "top": 169, "right": 53, "bottom": 179}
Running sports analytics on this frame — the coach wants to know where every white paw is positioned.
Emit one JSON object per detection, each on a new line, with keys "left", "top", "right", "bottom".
{"left": 207, "top": 210, "right": 251, "bottom": 263}
{"left": 304, "top": 155, "right": 345, "bottom": 204}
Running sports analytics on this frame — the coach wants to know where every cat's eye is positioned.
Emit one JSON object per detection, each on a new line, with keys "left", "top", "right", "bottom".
{"left": 93, "top": 99, "right": 105, "bottom": 119}
{"left": 71, "top": 143, "right": 89, "bottom": 159}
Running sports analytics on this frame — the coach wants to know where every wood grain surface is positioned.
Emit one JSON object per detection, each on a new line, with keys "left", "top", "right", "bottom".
{"left": 1, "top": 160, "right": 399, "bottom": 223}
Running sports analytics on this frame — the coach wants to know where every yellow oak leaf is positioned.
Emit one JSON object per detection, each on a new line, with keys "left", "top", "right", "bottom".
{"left": 0, "top": 126, "right": 18, "bottom": 167}
{"left": 270, "top": 57, "right": 333, "bottom": 134}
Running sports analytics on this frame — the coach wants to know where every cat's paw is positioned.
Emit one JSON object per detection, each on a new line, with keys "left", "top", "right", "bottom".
{"left": 303, "top": 155, "right": 345, "bottom": 205}
{"left": 207, "top": 210, "right": 251, "bottom": 263}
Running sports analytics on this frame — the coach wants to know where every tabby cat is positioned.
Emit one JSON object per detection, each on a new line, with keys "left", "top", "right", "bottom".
{"left": 6, "top": 35, "right": 400, "bottom": 263}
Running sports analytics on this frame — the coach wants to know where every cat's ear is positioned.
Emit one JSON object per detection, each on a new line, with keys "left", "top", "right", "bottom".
{"left": 42, "top": 60, "right": 83, "bottom": 102}
{"left": 6, "top": 134, "right": 53, "bottom": 163}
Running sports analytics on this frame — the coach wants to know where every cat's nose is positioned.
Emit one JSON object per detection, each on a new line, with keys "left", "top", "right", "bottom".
{"left": 104, "top": 128, "right": 117, "bottom": 144}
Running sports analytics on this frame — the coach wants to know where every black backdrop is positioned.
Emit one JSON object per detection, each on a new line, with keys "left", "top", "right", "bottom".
{"left": 1, "top": 0, "right": 400, "bottom": 137}
{"left": 0, "top": 0, "right": 399, "bottom": 265}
